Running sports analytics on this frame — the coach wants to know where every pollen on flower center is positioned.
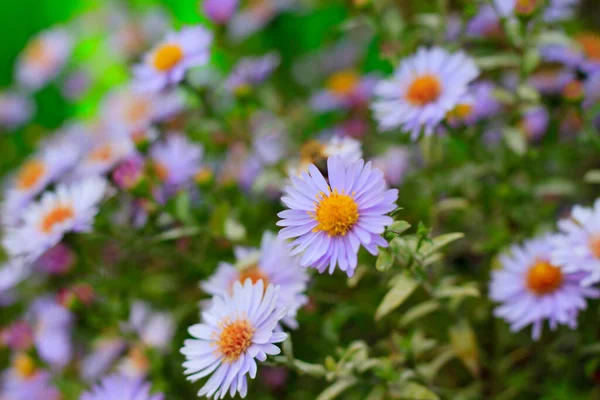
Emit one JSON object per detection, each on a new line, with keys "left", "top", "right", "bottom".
{"left": 14, "top": 353, "right": 36, "bottom": 379}
{"left": 526, "top": 260, "right": 564, "bottom": 295}
{"left": 41, "top": 205, "right": 75, "bottom": 234}
{"left": 216, "top": 318, "right": 254, "bottom": 363}
{"left": 152, "top": 43, "right": 184, "bottom": 71}
{"left": 17, "top": 160, "right": 46, "bottom": 190}
{"left": 589, "top": 234, "right": 600, "bottom": 259}
{"left": 311, "top": 189, "right": 359, "bottom": 236}
{"left": 326, "top": 70, "right": 360, "bottom": 96}
{"left": 406, "top": 74, "right": 443, "bottom": 106}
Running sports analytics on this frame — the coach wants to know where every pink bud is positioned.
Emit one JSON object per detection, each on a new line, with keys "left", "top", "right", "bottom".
{"left": 202, "top": 0, "right": 238, "bottom": 25}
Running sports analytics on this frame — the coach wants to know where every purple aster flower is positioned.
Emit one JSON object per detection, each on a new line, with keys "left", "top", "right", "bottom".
{"left": 29, "top": 297, "right": 73, "bottom": 369}
{"left": 0, "top": 91, "right": 34, "bottom": 130}
{"left": 125, "top": 301, "right": 175, "bottom": 350}
{"left": 228, "top": 0, "right": 297, "bottom": 42}
{"left": 277, "top": 156, "right": 398, "bottom": 277}
{"left": 81, "top": 374, "right": 164, "bottom": 400}
{"left": 224, "top": 52, "right": 280, "bottom": 95}
{"left": 1, "top": 359, "right": 61, "bottom": 400}
{"left": 133, "top": 26, "right": 212, "bottom": 92}
{"left": 551, "top": 199, "right": 600, "bottom": 286}
{"left": 150, "top": 134, "right": 203, "bottom": 187}
{"left": 465, "top": 5, "right": 502, "bottom": 38}
{"left": 81, "top": 338, "right": 127, "bottom": 381}
{"left": 520, "top": 106, "right": 550, "bottom": 141}
{"left": 372, "top": 47, "right": 479, "bottom": 139}
{"left": 372, "top": 146, "right": 410, "bottom": 187}
{"left": 112, "top": 153, "right": 145, "bottom": 190}
{"left": 1, "top": 321, "right": 33, "bottom": 351}
{"left": 584, "top": 70, "right": 600, "bottom": 108}
{"left": 203, "top": 0, "right": 238, "bottom": 24}
{"left": 181, "top": 280, "right": 287, "bottom": 399}
{"left": 201, "top": 231, "right": 309, "bottom": 329}
{"left": 490, "top": 235, "right": 600, "bottom": 340}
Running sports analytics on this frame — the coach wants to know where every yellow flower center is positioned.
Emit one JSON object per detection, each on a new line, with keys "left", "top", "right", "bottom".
{"left": 300, "top": 140, "right": 326, "bottom": 164}
{"left": 447, "top": 103, "right": 473, "bottom": 121}
{"left": 89, "top": 145, "right": 113, "bottom": 163}
{"left": 311, "top": 189, "right": 359, "bottom": 236}
{"left": 14, "top": 353, "right": 36, "bottom": 379}
{"left": 152, "top": 43, "right": 184, "bottom": 71}
{"left": 326, "top": 70, "right": 360, "bottom": 96}
{"left": 41, "top": 205, "right": 75, "bottom": 234}
{"left": 514, "top": 0, "right": 538, "bottom": 16}
{"left": 576, "top": 33, "right": 600, "bottom": 61}
{"left": 216, "top": 318, "right": 254, "bottom": 363}
{"left": 589, "top": 234, "right": 600, "bottom": 259}
{"left": 16, "top": 160, "right": 47, "bottom": 190}
{"left": 526, "top": 260, "right": 563, "bottom": 295}
{"left": 406, "top": 74, "right": 443, "bottom": 106}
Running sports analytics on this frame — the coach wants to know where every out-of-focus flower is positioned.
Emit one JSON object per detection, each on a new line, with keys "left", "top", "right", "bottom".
{"left": 311, "top": 70, "right": 377, "bottom": 112}
{"left": 3, "top": 177, "right": 108, "bottom": 262}
{"left": 584, "top": 70, "right": 600, "bottom": 108}
{"left": 228, "top": 0, "right": 297, "bottom": 41}
{"left": 35, "top": 243, "right": 76, "bottom": 275}
{"left": 0, "top": 260, "right": 29, "bottom": 306}
{"left": 101, "top": 87, "right": 185, "bottom": 137}
{"left": 15, "top": 28, "right": 73, "bottom": 91}
{"left": 490, "top": 235, "right": 599, "bottom": 339}
{"left": 29, "top": 297, "right": 73, "bottom": 368}
{"left": 125, "top": 301, "right": 175, "bottom": 350}
{"left": 0, "top": 91, "right": 34, "bottom": 130}
{"left": 181, "top": 280, "right": 287, "bottom": 399}
{"left": 73, "top": 137, "right": 135, "bottom": 179}
{"left": 466, "top": 5, "right": 502, "bottom": 38}
{"left": 1, "top": 354, "right": 61, "bottom": 400}
{"left": 81, "top": 374, "right": 164, "bottom": 400}
{"left": 202, "top": 231, "right": 309, "bottom": 329}
{"left": 133, "top": 26, "right": 212, "bottom": 92}
{"left": 278, "top": 156, "right": 398, "bottom": 277}
{"left": 224, "top": 52, "right": 280, "bottom": 95}
{"left": 551, "top": 199, "right": 600, "bottom": 286}
{"left": 250, "top": 112, "right": 287, "bottom": 167}
{"left": 372, "top": 47, "right": 479, "bottom": 139}
{"left": 544, "top": 0, "right": 580, "bottom": 21}
{"left": 62, "top": 69, "right": 92, "bottom": 101}
{"left": 520, "top": 106, "right": 550, "bottom": 141}
{"left": 150, "top": 134, "right": 203, "bottom": 187}
{"left": 461, "top": 81, "right": 502, "bottom": 124}
{"left": 1, "top": 321, "right": 33, "bottom": 351}
{"left": 108, "top": 7, "right": 170, "bottom": 60}
{"left": 203, "top": 0, "right": 239, "bottom": 25}
{"left": 288, "top": 135, "right": 363, "bottom": 177}
{"left": 81, "top": 338, "right": 127, "bottom": 381}
{"left": 112, "top": 153, "right": 145, "bottom": 190}
{"left": 372, "top": 146, "right": 410, "bottom": 187}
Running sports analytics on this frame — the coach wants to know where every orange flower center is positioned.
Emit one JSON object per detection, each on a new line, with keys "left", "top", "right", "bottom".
{"left": 237, "top": 265, "right": 269, "bottom": 287}
{"left": 13, "top": 353, "right": 36, "bottom": 379}
{"left": 152, "top": 43, "right": 184, "bottom": 71}
{"left": 311, "top": 189, "right": 359, "bottom": 236}
{"left": 589, "top": 234, "right": 600, "bottom": 259}
{"left": 447, "top": 103, "right": 473, "bottom": 121}
{"left": 526, "top": 260, "right": 564, "bottom": 295}
{"left": 217, "top": 318, "right": 254, "bottom": 363}
{"left": 406, "top": 74, "right": 443, "bottom": 106}
{"left": 154, "top": 162, "right": 169, "bottom": 181}
{"left": 576, "top": 33, "right": 600, "bottom": 61}
{"left": 16, "top": 160, "right": 47, "bottom": 190}
{"left": 24, "top": 39, "right": 51, "bottom": 66}
{"left": 514, "top": 0, "right": 538, "bottom": 16}
{"left": 563, "top": 80, "right": 584, "bottom": 100}
{"left": 125, "top": 99, "right": 150, "bottom": 124}
{"left": 326, "top": 70, "right": 360, "bottom": 96}
{"left": 41, "top": 205, "right": 75, "bottom": 234}
{"left": 89, "top": 145, "right": 113, "bottom": 163}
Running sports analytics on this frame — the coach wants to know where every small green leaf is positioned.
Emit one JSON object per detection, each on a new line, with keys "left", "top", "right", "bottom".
{"left": 419, "top": 233, "right": 464, "bottom": 257}
{"left": 449, "top": 321, "right": 480, "bottom": 377}
{"left": 387, "top": 220, "right": 411, "bottom": 236}
{"left": 375, "top": 276, "right": 418, "bottom": 321}
{"left": 584, "top": 170, "right": 600, "bottom": 184}
{"left": 376, "top": 249, "right": 394, "bottom": 272}
{"left": 399, "top": 301, "right": 440, "bottom": 326}
{"left": 316, "top": 378, "right": 358, "bottom": 400}
{"left": 435, "top": 285, "right": 480, "bottom": 299}
{"left": 503, "top": 127, "right": 527, "bottom": 156}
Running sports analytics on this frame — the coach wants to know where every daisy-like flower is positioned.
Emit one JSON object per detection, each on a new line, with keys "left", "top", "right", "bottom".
{"left": 1, "top": 354, "right": 61, "bottom": 400}
{"left": 2, "top": 177, "right": 108, "bottom": 262}
{"left": 150, "top": 134, "right": 203, "bottom": 187}
{"left": 81, "top": 338, "right": 127, "bottom": 381}
{"left": 201, "top": 231, "right": 309, "bottom": 329}
{"left": 101, "top": 87, "right": 184, "bottom": 136}
{"left": 311, "top": 69, "right": 377, "bottom": 112}
{"left": 203, "top": 0, "right": 238, "bottom": 24}
{"left": 490, "top": 235, "right": 599, "bottom": 339}
{"left": 81, "top": 374, "right": 163, "bottom": 400}
{"left": 372, "top": 47, "right": 479, "bottom": 139}
{"left": 73, "top": 137, "right": 135, "bottom": 179}
{"left": 181, "top": 279, "right": 287, "bottom": 399}
{"left": 125, "top": 301, "right": 175, "bottom": 350}
{"left": 0, "top": 91, "right": 34, "bottom": 130}
{"left": 372, "top": 146, "right": 410, "bottom": 187}
{"left": 288, "top": 135, "right": 363, "bottom": 177}
{"left": 15, "top": 28, "right": 73, "bottom": 91}
{"left": 133, "top": 26, "right": 212, "bottom": 92}
{"left": 228, "top": 0, "right": 296, "bottom": 42}
{"left": 224, "top": 52, "right": 280, "bottom": 95}
{"left": 551, "top": 199, "right": 600, "bottom": 286}
{"left": 278, "top": 156, "right": 398, "bottom": 277}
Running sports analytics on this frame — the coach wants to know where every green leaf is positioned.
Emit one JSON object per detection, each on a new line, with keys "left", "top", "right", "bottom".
{"left": 584, "top": 170, "right": 600, "bottom": 184}
{"left": 435, "top": 284, "right": 480, "bottom": 299}
{"left": 475, "top": 54, "right": 520, "bottom": 70}
{"left": 375, "top": 276, "right": 418, "bottom": 321}
{"left": 399, "top": 301, "right": 440, "bottom": 326}
{"left": 449, "top": 321, "right": 480, "bottom": 377}
{"left": 376, "top": 249, "right": 394, "bottom": 272}
{"left": 316, "top": 378, "right": 358, "bottom": 400}
{"left": 392, "top": 382, "right": 440, "bottom": 400}
{"left": 419, "top": 233, "right": 464, "bottom": 257}
{"left": 503, "top": 127, "right": 527, "bottom": 156}
{"left": 387, "top": 220, "right": 411, "bottom": 236}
